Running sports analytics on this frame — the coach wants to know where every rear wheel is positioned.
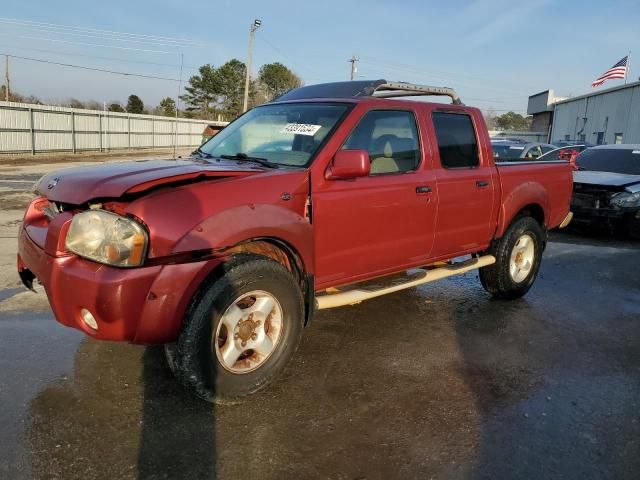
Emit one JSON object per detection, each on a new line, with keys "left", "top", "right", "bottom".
{"left": 480, "top": 216, "right": 544, "bottom": 299}
{"left": 168, "top": 254, "right": 304, "bottom": 402}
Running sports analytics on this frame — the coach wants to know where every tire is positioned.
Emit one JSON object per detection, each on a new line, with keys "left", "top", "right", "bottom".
{"left": 479, "top": 216, "right": 544, "bottom": 300}
{"left": 625, "top": 215, "right": 640, "bottom": 240}
{"left": 169, "top": 254, "right": 304, "bottom": 402}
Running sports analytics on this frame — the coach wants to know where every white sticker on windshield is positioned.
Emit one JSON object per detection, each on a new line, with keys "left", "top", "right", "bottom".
{"left": 509, "top": 146, "right": 525, "bottom": 150}
{"left": 280, "top": 123, "right": 322, "bottom": 136}
{"left": 632, "top": 150, "right": 640, "bottom": 154}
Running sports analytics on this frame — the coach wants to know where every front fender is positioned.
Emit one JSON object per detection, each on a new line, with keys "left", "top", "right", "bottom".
{"left": 496, "top": 181, "right": 549, "bottom": 237}
{"left": 174, "top": 204, "right": 315, "bottom": 273}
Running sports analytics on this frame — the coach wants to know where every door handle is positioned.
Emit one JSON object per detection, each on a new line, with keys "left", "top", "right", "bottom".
{"left": 476, "top": 181, "right": 490, "bottom": 188}
{"left": 416, "top": 186, "right": 432, "bottom": 194}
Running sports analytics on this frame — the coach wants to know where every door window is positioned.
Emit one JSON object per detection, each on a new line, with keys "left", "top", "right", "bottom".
{"left": 432, "top": 112, "right": 479, "bottom": 168}
{"left": 342, "top": 110, "right": 421, "bottom": 175}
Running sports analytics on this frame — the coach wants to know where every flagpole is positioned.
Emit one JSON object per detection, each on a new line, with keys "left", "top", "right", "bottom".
{"left": 626, "top": 51, "right": 631, "bottom": 85}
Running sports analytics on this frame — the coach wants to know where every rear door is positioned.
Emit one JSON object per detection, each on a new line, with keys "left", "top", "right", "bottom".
{"left": 312, "top": 107, "right": 438, "bottom": 288}
{"left": 428, "top": 110, "right": 498, "bottom": 258}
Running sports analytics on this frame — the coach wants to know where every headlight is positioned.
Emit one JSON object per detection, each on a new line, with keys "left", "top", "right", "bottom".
{"left": 611, "top": 191, "right": 640, "bottom": 208}
{"left": 65, "top": 210, "right": 148, "bottom": 267}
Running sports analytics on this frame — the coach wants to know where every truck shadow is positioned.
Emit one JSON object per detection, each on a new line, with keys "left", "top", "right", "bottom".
{"left": 26, "top": 341, "right": 217, "bottom": 479}
{"left": 137, "top": 346, "right": 217, "bottom": 479}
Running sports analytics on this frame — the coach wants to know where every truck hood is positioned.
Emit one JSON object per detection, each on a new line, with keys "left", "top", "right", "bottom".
{"left": 35, "top": 158, "right": 267, "bottom": 205}
{"left": 573, "top": 170, "right": 640, "bottom": 189}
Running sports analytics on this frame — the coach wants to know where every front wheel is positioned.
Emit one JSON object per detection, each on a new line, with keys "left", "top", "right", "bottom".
{"left": 169, "top": 254, "right": 304, "bottom": 402}
{"left": 479, "top": 216, "right": 544, "bottom": 299}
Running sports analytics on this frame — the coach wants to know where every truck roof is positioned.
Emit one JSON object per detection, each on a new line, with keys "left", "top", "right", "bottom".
{"left": 274, "top": 79, "right": 463, "bottom": 105}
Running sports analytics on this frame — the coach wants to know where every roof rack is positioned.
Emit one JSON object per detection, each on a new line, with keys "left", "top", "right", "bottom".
{"left": 372, "top": 82, "right": 462, "bottom": 105}
{"left": 275, "top": 79, "right": 463, "bottom": 105}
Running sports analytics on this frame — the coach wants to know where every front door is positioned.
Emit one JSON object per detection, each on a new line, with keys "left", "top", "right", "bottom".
{"left": 313, "top": 108, "right": 438, "bottom": 289}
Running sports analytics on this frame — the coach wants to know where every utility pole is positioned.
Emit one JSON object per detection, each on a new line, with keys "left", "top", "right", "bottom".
{"left": 242, "top": 19, "right": 262, "bottom": 113}
{"left": 5, "top": 55, "right": 10, "bottom": 101}
{"left": 173, "top": 52, "right": 184, "bottom": 160}
{"left": 348, "top": 55, "right": 359, "bottom": 81}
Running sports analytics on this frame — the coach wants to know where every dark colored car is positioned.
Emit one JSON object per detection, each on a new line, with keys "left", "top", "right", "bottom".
{"left": 572, "top": 145, "right": 640, "bottom": 238}
{"left": 491, "top": 141, "right": 557, "bottom": 161}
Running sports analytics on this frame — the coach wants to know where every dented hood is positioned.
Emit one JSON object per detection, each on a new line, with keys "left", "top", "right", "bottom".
{"left": 573, "top": 170, "right": 640, "bottom": 188}
{"left": 36, "top": 158, "right": 266, "bottom": 204}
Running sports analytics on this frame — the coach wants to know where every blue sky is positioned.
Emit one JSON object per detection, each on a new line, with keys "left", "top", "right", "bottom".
{"left": 1, "top": 0, "right": 639, "bottom": 113}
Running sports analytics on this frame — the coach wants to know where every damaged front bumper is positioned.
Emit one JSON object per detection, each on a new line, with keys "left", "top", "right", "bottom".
{"left": 17, "top": 223, "right": 224, "bottom": 344}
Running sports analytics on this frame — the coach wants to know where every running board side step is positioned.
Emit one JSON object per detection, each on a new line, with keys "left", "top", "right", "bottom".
{"left": 315, "top": 255, "right": 496, "bottom": 310}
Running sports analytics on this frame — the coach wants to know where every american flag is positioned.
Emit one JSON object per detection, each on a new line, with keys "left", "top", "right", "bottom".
{"left": 592, "top": 56, "right": 628, "bottom": 87}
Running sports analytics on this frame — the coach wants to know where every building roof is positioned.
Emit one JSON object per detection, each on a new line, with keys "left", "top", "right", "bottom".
{"left": 554, "top": 80, "right": 640, "bottom": 106}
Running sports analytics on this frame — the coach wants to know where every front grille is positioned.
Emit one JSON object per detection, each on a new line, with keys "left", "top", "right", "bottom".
{"left": 572, "top": 184, "right": 619, "bottom": 209}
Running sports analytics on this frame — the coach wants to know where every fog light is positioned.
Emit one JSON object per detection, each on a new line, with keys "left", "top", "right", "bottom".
{"left": 80, "top": 308, "right": 98, "bottom": 330}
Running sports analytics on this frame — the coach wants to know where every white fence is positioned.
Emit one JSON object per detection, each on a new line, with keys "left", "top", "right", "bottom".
{"left": 0, "top": 101, "right": 227, "bottom": 154}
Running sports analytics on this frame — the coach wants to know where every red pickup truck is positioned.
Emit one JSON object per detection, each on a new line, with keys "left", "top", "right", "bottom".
{"left": 17, "top": 80, "right": 573, "bottom": 401}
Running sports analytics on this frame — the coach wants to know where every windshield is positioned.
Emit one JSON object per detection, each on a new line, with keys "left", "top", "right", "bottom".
{"left": 492, "top": 143, "right": 525, "bottom": 160}
{"left": 576, "top": 148, "right": 640, "bottom": 175}
{"left": 199, "top": 102, "right": 350, "bottom": 167}
{"left": 537, "top": 148, "right": 562, "bottom": 161}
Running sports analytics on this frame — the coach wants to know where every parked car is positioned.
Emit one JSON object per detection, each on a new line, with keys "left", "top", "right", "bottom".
{"left": 538, "top": 145, "right": 590, "bottom": 170}
{"left": 572, "top": 144, "right": 640, "bottom": 238}
{"left": 17, "top": 80, "right": 573, "bottom": 401}
{"left": 490, "top": 137, "right": 527, "bottom": 143}
{"left": 553, "top": 140, "right": 595, "bottom": 148}
{"left": 491, "top": 140, "right": 558, "bottom": 161}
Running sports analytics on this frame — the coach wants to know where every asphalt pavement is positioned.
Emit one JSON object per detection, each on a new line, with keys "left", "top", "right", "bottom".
{"left": 0, "top": 157, "right": 639, "bottom": 479}
{"left": 0, "top": 233, "right": 638, "bottom": 479}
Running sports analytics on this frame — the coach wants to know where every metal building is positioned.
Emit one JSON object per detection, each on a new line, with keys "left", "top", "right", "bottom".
{"left": 528, "top": 81, "right": 640, "bottom": 145}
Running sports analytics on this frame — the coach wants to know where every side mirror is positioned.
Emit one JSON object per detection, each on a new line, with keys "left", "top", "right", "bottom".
{"left": 326, "top": 149, "right": 370, "bottom": 180}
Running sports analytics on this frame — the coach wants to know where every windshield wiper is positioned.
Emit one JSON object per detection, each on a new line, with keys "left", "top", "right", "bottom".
{"left": 220, "top": 153, "right": 279, "bottom": 169}
{"left": 192, "top": 147, "right": 213, "bottom": 159}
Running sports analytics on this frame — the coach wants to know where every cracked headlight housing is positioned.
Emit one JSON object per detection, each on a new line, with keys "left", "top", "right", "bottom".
{"left": 65, "top": 210, "right": 148, "bottom": 267}
{"left": 611, "top": 191, "right": 640, "bottom": 208}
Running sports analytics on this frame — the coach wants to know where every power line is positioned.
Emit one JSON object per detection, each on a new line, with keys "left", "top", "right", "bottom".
{"left": 0, "top": 17, "right": 204, "bottom": 47}
{"left": 0, "top": 43, "right": 200, "bottom": 72}
{"left": 0, "top": 32, "right": 177, "bottom": 55}
{"left": 358, "top": 57, "right": 534, "bottom": 98}
{"left": 0, "top": 21, "right": 198, "bottom": 48}
{"left": 2, "top": 53, "right": 181, "bottom": 81}
{"left": 359, "top": 55, "right": 538, "bottom": 93}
